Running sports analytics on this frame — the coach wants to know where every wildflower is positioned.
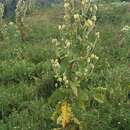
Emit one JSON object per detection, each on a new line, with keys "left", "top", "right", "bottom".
{"left": 62, "top": 24, "right": 66, "bottom": 29}
{"left": 96, "top": 56, "right": 99, "bottom": 60}
{"left": 95, "top": 56, "right": 99, "bottom": 60}
{"left": 85, "top": 19, "right": 93, "bottom": 28}
{"left": 95, "top": 32, "right": 100, "bottom": 39}
{"left": 91, "top": 16, "right": 97, "bottom": 21}
{"left": 55, "top": 59, "right": 59, "bottom": 63}
{"left": 64, "top": 15, "right": 70, "bottom": 22}
{"left": 91, "top": 54, "right": 95, "bottom": 58}
{"left": 93, "top": 5, "right": 98, "bottom": 11}
{"left": 117, "top": 122, "right": 121, "bottom": 125}
{"left": 121, "top": 25, "right": 130, "bottom": 32}
{"left": 58, "top": 25, "right": 62, "bottom": 30}
{"left": 65, "top": 80, "right": 69, "bottom": 85}
{"left": 63, "top": 75, "right": 67, "bottom": 81}
{"left": 52, "top": 59, "right": 60, "bottom": 69}
{"left": 87, "top": 57, "right": 90, "bottom": 63}
{"left": 64, "top": 2, "right": 70, "bottom": 9}
{"left": 52, "top": 38, "right": 60, "bottom": 46}
{"left": 9, "top": 22, "right": 14, "bottom": 25}
{"left": 74, "top": 14, "right": 80, "bottom": 22}
{"left": 89, "top": 7, "right": 93, "bottom": 12}
{"left": 55, "top": 83, "right": 58, "bottom": 88}
{"left": 52, "top": 38, "right": 58, "bottom": 44}
{"left": 90, "top": 63, "right": 94, "bottom": 69}
{"left": 81, "top": 0, "right": 85, "bottom": 6}
{"left": 91, "top": 54, "right": 99, "bottom": 60}
{"left": 65, "top": 40, "right": 71, "bottom": 48}
{"left": 58, "top": 77, "right": 62, "bottom": 82}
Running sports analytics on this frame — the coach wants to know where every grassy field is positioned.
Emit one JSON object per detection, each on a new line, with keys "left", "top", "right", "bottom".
{"left": 0, "top": 2, "right": 130, "bottom": 130}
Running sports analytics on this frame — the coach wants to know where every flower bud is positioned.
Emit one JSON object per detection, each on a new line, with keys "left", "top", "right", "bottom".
{"left": 91, "top": 16, "right": 96, "bottom": 22}
{"left": 85, "top": 19, "right": 93, "bottom": 28}
{"left": 9, "top": 22, "right": 14, "bottom": 25}
{"left": 74, "top": 14, "right": 80, "bottom": 22}
{"left": 87, "top": 57, "right": 90, "bottom": 63}
{"left": 89, "top": 7, "right": 93, "bottom": 12}
{"left": 52, "top": 39, "right": 58, "bottom": 44}
{"left": 90, "top": 64, "right": 94, "bottom": 69}
{"left": 65, "top": 40, "right": 71, "bottom": 48}
{"left": 64, "top": 15, "right": 70, "bottom": 22}
{"left": 58, "top": 25, "right": 62, "bottom": 30}
{"left": 95, "top": 32, "right": 100, "bottom": 39}
{"left": 93, "top": 5, "right": 98, "bottom": 11}
{"left": 64, "top": 2, "right": 70, "bottom": 9}
{"left": 58, "top": 78, "right": 62, "bottom": 82}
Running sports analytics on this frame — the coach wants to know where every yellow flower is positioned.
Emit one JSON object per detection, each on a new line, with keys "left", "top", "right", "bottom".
{"left": 64, "top": 2, "right": 70, "bottom": 9}
{"left": 91, "top": 54, "right": 99, "bottom": 60}
{"left": 95, "top": 32, "right": 100, "bottom": 39}
{"left": 85, "top": 19, "right": 93, "bottom": 28}
{"left": 74, "top": 14, "right": 80, "bottom": 22}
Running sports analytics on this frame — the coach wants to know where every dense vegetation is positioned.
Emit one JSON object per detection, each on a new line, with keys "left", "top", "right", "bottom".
{"left": 0, "top": 0, "right": 130, "bottom": 130}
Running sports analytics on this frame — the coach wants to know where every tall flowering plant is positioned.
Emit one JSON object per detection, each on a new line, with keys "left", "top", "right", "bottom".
{"left": 15, "top": 0, "right": 33, "bottom": 41}
{"left": 15, "top": 0, "right": 27, "bottom": 41}
{"left": 0, "top": 3, "right": 5, "bottom": 40}
{"left": 51, "top": 0, "right": 99, "bottom": 129}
